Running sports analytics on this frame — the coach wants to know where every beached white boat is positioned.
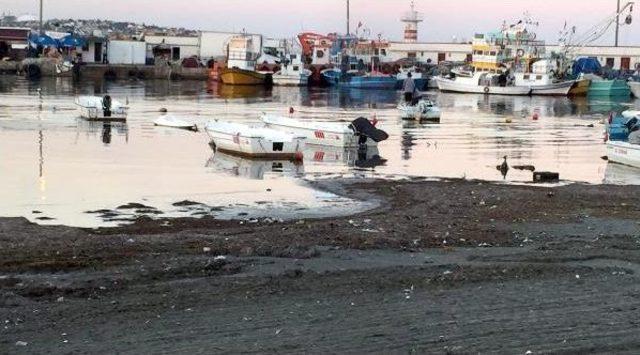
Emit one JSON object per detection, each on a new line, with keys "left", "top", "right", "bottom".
{"left": 205, "top": 120, "right": 305, "bottom": 160}
{"left": 75, "top": 96, "right": 128, "bottom": 120}
{"left": 607, "top": 140, "right": 640, "bottom": 169}
{"left": 398, "top": 99, "right": 441, "bottom": 121}
{"left": 261, "top": 114, "right": 387, "bottom": 147}
{"left": 272, "top": 54, "right": 310, "bottom": 86}
{"left": 154, "top": 115, "right": 197, "bottom": 131}
{"left": 436, "top": 73, "right": 531, "bottom": 96}
{"left": 629, "top": 81, "right": 640, "bottom": 98}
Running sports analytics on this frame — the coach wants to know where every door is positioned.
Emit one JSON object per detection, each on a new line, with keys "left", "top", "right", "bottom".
{"left": 621, "top": 57, "right": 631, "bottom": 70}
{"left": 606, "top": 57, "right": 615, "bottom": 68}
{"left": 438, "top": 52, "right": 446, "bottom": 63}
{"left": 172, "top": 47, "right": 180, "bottom": 61}
{"left": 94, "top": 42, "right": 103, "bottom": 63}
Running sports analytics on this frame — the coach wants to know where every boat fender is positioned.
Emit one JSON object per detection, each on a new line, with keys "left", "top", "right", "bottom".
{"left": 516, "top": 49, "right": 525, "bottom": 57}
{"left": 102, "top": 95, "right": 112, "bottom": 118}
{"left": 484, "top": 86, "right": 490, "bottom": 94}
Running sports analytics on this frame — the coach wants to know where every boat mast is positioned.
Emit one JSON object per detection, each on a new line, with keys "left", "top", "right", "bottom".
{"left": 616, "top": 0, "right": 621, "bottom": 46}
{"left": 39, "top": 0, "right": 43, "bottom": 35}
{"left": 346, "top": 0, "right": 350, "bottom": 35}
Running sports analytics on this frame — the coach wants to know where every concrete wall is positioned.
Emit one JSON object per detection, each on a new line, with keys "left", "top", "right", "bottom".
{"left": 199, "top": 31, "right": 262, "bottom": 60}
{"left": 108, "top": 40, "right": 146, "bottom": 65}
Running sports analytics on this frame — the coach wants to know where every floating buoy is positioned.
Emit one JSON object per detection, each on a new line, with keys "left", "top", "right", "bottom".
{"left": 289, "top": 107, "right": 295, "bottom": 115}
{"left": 532, "top": 112, "right": 539, "bottom": 120}
{"left": 159, "top": 108, "right": 168, "bottom": 113}
{"left": 505, "top": 117, "right": 513, "bottom": 123}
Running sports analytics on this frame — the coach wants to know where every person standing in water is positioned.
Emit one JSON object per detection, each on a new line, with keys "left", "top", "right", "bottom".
{"left": 403, "top": 72, "right": 416, "bottom": 104}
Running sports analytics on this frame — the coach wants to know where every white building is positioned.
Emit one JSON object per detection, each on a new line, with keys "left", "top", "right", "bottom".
{"left": 199, "top": 31, "right": 262, "bottom": 60}
{"left": 107, "top": 40, "right": 146, "bottom": 65}
{"left": 386, "top": 41, "right": 640, "bottom": 70}
{"left": 145, "top": 35, "right": 199, "bottom": 61}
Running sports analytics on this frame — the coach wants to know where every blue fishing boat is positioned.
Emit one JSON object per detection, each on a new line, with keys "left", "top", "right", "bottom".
{"left": 321, "top": 68, "right": 397, "bottom": 89}
{"left": 587, "top": 77, "right": 631, "bottom": 97}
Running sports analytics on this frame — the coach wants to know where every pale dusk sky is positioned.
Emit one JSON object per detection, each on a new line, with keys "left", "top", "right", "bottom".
{"left": 1, "top": 0, "right": 638, "bottom": 45}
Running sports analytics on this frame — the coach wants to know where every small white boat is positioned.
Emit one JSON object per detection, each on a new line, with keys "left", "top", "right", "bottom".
{"left": 607, "top": 140, "right": 640, "bottom": 169}
{"left": 398, "top": 99, "right": 441, "bottom": 121}
{"left": 514, "top": 60, "right": 576, "bottom": 96}
{"left": 205, "top": 120, "right": 305, "bottom": 160}
{"left": 154, "top": 115, "right": 198, "bottom": 131}
{"left": 75, "top": 95, "right": 128, "bottom": 120}
{"left": 261, "top": 114, "right": 387, "bottom": 147}
{"left": 629, "top": 81, "right": 640, "bottom": 98}
{"left": 272, "top": 54, "right": 310, "bottom": 86}
{"left": 622, "top": 110, "right": 640, "bottom": 120}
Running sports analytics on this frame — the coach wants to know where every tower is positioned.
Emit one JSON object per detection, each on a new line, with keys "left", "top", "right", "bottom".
{"left": 401, "top": 1, "right": 423, "bottom": 43}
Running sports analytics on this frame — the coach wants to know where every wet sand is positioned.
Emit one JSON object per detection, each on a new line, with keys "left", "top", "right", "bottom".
{"left": 2, "top": 178, "right": 640, "bottom": 353}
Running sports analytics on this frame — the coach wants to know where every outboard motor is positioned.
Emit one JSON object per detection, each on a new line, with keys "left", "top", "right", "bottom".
{"left": 350, "top": 117, "right": 389, "bottom": 146}
{"left": 102, "top": 95, "right": 112, "bottom": 118}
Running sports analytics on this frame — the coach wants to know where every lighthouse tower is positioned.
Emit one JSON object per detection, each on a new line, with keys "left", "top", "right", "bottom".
{"left": 401, "top": 1, "right": 423, "bottom": 43}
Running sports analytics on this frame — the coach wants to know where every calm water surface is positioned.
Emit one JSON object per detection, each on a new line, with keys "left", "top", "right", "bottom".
{"left": 1, "top": 77, "right": 637, "bottom": 226}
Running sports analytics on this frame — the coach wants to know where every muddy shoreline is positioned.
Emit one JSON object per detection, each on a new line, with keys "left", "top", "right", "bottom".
{"left": 2, "top": 178, "right": 640, "bottom": 353}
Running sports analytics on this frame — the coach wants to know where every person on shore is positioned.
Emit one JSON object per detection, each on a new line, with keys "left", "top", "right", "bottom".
{"left": 403, "top": 72, "right": 416, "bottom": 104}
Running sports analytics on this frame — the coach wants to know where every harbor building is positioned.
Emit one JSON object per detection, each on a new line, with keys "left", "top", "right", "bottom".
{"left": 0, "top": 27, "right": 30, "bottom": 60}
{"left": 145, "top": 35, "right": 200, "bottom": 62}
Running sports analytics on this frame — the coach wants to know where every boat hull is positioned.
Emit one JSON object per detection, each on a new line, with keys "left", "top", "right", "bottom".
{"left": 75, "top": 96, "right": 128, "bottom": 121}
{"left": 154, "top": 116, "right": 197, "bottom": 131}
{"left": 398, "top": 101, "right": 441, "bottom": 121}
{"left": 272, "top": 74, "right": 309, "bottom": 86}
{"left": 436, "top": 78, "right": 531, "bottom": 96}
{"left": 607, "top": 141, "right": 640, "bottom": 169}
{"left": 322, "top": 71, "right": 397, "bottom": 89}
{"left": 568, "top": 79, "right": 590, "bottom": 96}
{"left": 262, "top": 115, "right": 377, "bottom": 147}
{"left": 628, "top": 82, "right": 640, "bottom": 98}
{"left": 219, "top": 68, "right": 267, "bottom": 85}
{"left": 588, "top": 79, "right": 631, "bottom": 97}
{"left": 529, "top": 81, "right": 575, "bottom": 96}
{"left": 205, "top": 123, "right": 305, "bottom": 160}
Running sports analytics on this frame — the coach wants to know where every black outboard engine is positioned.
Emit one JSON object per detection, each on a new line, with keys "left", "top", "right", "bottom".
{"left": 102, "top": 95, "right": 112, "bottom": 118}
{"left": 625, "top": 117, "right": 639, "bottom": 131}
{"left": 350, "top": 117, "right": 389, "bottom": 146}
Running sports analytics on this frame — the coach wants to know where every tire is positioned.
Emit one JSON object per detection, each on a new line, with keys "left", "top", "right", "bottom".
{"left": 484, "top": 86, "right": 490, "bottom": 94}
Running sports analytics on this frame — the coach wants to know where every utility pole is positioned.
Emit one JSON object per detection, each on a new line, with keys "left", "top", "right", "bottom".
{"left": 39, "top": 0, "right": 43, "bottom": 35}
{"left": 615, "top": 0, "right": 621, "bottom": 46}
{"left": 346, "top": 0, "right": 350, "bottom": 35}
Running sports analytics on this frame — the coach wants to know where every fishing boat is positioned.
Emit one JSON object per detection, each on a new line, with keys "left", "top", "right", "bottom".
{"left": 322, "top": 68, "right": 397, "bottom": 89}
{"left": 75, "top": 96, "right": 128, "bottom": 121}
{"left": 272, "top": 54, "right": 310, "bottom": 86}
{"left": 261, "top": 114, "right": 388, "bottom": 147}
{"left": 628, "top": 81, "right": 640, "bottom": 98}
{"left": 436, "top": 72, "right": 531, "bottom": 95}
{"left": 397, "top": 99, "right": 441, "bottom": 121}
{"left": 514, "top": 60, "right": 576, "bottom": 96}
{"left": 205, "top": 120, "right": 305, "bottom": 160}
{"left": 219, "top": 36, "right": 268, "bottom": 85}
{"left": 607, "top": 140, "right": 640, "bottom": 168}
{"left": 583, "top": 74, "right": 631, "bottom": 97}
{"left": 568, "top": 78, "right": 591, "bottom": 96}
{"left": 154, "top": 115, "right": 198, "bottom": 131}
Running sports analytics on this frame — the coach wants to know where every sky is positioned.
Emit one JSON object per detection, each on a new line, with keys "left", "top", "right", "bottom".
{"left": 1, "top": 0, "right": 638, "bottom": 45}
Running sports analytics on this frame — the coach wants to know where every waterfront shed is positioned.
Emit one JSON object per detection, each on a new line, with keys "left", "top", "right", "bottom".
{"left": 145, "top": 35, "right": 199, "bottom": 62}
{"left": 0, "top": 27, "right": 30, "bottom": 60}
{"left": 107, "top": 40, "right": 146, "bottom": 65}
{"left": 199, "top": 31, "right": 262, "bottom": 60}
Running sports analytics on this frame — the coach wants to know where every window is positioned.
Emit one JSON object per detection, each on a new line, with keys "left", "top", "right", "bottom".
{"left": 272, "top": 142, "right": 284, "bottom": 151}
{"left": 293, "top": 65, "right": 299, "bottom": 71}
{"left": 621, "top": 57, "right": 631, "bottom": 70}
{"left": 408, "top": 52, "right": 417, "bottom": 58}
{"left": 381, "top": 49, "right": 386, "bottom": 56}
{"left": 606, "top": 57, "right": 615, "bottom": 67}
{"left": 490, "top": 51, "right": 496, "bottom": 56}
{"left": 536, "top": 75, "right": 542, "bottom": 80}
{"left": 316, "top": 50, "right": 324, "bottom": 58}
{"left": 437, "top": 52, "right": 446, "bottom": 62}
{"left": 523, "top": 74, "right": 530, "bottom": 80}
{"left": 171, "top": 47, "right": 180, "bottom": 61}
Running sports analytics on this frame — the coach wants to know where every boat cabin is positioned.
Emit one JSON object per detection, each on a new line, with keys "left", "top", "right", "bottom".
{"left": 226, "top": 36, "right": 259, "bottom": 71}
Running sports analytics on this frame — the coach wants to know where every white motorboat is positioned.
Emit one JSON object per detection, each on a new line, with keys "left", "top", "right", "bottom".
{"left": 154, "top": 115, "right": 198, "bottom": 131}
{"left": 514, "top": 60, "right": 576, "bottom": 96}
{"left": 628, "top": 81, "right": 640, "bottom": 98}
{"left": 436, "top": 73, "right": 531, "bottom": 96}
{"left": 261, "top": 114, "right": 387, "bottom": 147}
{"left": 607, "top": 140, "right": 640, "bottom": 169}
{"left": 205, "top": 120, "right": 305, "bottom": 160}
{"left": 272, "top": 54, "right": 310, "bottom": 86}
{"left": 398, "top": 99, "right": 441, "bottom": 121}
{"left": 75, "top": 95, "right": 128, "bottom": 120}
{"left": 304, "top": 145, "right": 385, "bottom": 168}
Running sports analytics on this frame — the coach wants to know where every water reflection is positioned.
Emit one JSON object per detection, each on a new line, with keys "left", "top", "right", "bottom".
{"left": 206, "top": 152, "right": 304, "bottom": 180}
{"left": 3, "top": 75, "right": 640, "bottom": 227}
